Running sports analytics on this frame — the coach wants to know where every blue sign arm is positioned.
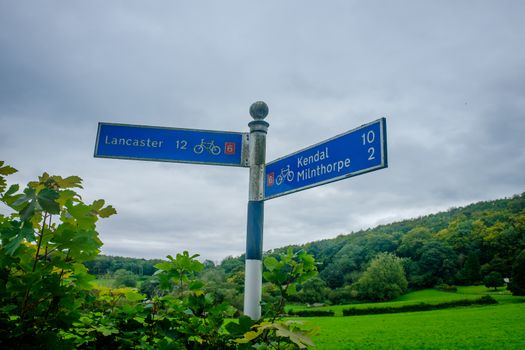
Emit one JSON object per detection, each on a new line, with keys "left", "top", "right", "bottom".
{"left": 94, "top": 122, "right": 249, "bottom": 167}
{"left": 264, "top": 118, "right": 387, "bottom": 200}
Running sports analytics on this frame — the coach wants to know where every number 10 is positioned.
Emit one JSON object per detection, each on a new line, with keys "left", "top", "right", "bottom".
{"left": 362, "top": 130, "right": 376, "bottom": 161}
{"left": 362, "top": 130, "right": 375, "bottom": 145}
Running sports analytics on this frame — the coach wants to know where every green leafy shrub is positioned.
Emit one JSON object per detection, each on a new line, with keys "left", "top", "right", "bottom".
{"left": 354, "top": 252, "right": 408, "bottom": 301}
{"left": 0, "top": 161, "right": 318, "bottom": 349}
{"left": 0, "top": 162, "right": 116, "bottom": 349}
{"left": 342, "top": 296, "right": 497, "bottom": 316}
{"left": 483, "top": 271, "right": 504, "bottom": 291}
{"left": 288, "top": 309, "right": 335, "bottom": 317}
{"left": 112, "top": 268, "right": 138, "bottom": 288}
{"left": 327, "top": 285, "right": 357, "bottom": 305}
{"left": 262, "top": 248, "right": 318, "bottom": 319}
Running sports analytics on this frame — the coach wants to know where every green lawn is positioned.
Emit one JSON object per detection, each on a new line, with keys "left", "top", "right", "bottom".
{"left": 289, "top": 286, "right": 525, "bottom": 349}
{"left": 93, "top": 277, "right": 147, "bottom": 289}
{"left": 289, "top": 286, "right": 523, "bottom": 316}
{"left": 93, "top": 277, "right": 116, "bottom": 287}
{"left": 305, "top": 303, "right": 525, "bottom": 349}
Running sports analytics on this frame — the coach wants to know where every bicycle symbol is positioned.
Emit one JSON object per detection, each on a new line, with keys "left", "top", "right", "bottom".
{"left": 194, "top": 139, "right": 221, "bottom": 155}
{"left": 276, "top": 165, "right": 294, "bottom": 185}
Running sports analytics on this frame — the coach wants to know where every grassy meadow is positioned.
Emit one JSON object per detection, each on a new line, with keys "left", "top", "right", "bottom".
{"left": 93, "top": 277, "right": 525, "bottom": 349}
{"left": 93, "top": 277, "right": 116, "bottom": 288}
{"left": 293, "top": 286, "right": 525, "bottom": 349}
{"left": 307, "top": 303, "right": 525, "bottom": 349}
{"left": 289, "top": 286, "right": 520, "bottom": 316}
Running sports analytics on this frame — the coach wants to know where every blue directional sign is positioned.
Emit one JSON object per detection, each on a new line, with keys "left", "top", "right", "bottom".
{"left": 264, "top": 118, "right": 387, "bottom": 200}
{"left": 94, "top": 122, "right": 249, "bottom": 167}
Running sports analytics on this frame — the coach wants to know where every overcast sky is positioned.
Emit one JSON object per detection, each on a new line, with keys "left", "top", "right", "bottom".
{"left": 1, "top": 1, "right": 524, "bottom": 262}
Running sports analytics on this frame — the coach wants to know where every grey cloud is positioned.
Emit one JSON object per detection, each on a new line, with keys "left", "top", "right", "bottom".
{"left": 1, "top": 1, "right": 524, "bottom": 261}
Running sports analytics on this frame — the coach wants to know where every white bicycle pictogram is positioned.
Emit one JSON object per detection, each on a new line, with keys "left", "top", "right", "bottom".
{"left": 276, "top": 165, "right": 294, "bottom": 185}
{"left": 194, "top": 139, "right": 221, "bottom": 155}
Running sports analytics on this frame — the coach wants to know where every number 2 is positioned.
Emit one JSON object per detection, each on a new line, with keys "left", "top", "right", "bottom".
{"left": 368, "top": 147, "right": 375, "bottom": 160}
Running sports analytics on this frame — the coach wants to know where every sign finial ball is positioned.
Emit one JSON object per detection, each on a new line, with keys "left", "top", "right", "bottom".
{"left": 250, "top": 101, "right": 268, "bottom": 120}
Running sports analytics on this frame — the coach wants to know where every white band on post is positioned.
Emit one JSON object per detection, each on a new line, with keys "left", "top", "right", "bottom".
{"left": 244, "top": 259, "right": 263, "bottom": 319}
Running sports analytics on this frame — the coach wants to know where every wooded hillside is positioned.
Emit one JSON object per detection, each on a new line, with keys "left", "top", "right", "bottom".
{"left": 87, "top": 192, "right": 525, "bottom": 302}
{"left": 268, "top": 192, "right": 525, "bottom": 300}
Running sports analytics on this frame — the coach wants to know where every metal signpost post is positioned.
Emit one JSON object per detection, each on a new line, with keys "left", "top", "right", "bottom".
{"left": 244, "top": 102, "right": 269, "bottom": 319}
{"left": 94, "top": 102, "right": 387, "bottom": 320}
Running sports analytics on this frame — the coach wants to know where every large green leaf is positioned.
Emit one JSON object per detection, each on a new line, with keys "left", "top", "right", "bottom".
{"left": 66, "top": 202, "right": 97, "bottom": 228}
{"left": 0, "top": 162, "right": 17, "bottom": 176}
{"left": 124, "top": 289, "right": 146, "bottom": 302}
{"left": 37, "top": 188, "right": 60, "bottom": 214}
{"left": 274, "top": 323, "right": 315, "bottom": 349}
{"left": 189, "top": 280, "right": 204, "bottom": 291}
{"left": 98, "top": 205, "right": 116, "bottom": 218}
{"left": 55, "top": 175, "right": 83, "bottom": 189}
{"left": 0, "top": 161, "right": 17, "bottom": 193}
{"left": 11, "top": 187, "right": 43, "bottom": 220}
{"left": 91, "top": 199, "right": 105, "bottom": 211}
{"left": 4, "top": 223, "right": 35, "bottom": 255}
{"left": 263, "top": 256, "right": 279, "bottom": 271}
{"left": 56, "top": 189, "right": 81, "bottom": 206}
{"left": 154, "top": 262, "right": 174, "bottom": 271}
{"left": 225, "top": 315, "right": 256, "bottom": 336}
{"left": 4, "top": 184, "right": 19, "bottom": 197}
{"left": 4, "top": 235, "right": 25, "bottom": 255}
{"left": 286, "top": 283, "right": 297, "bottom": 296}
{"left": 20, "top": 199, "right": 37, "bottom": 221}
{"left": 12, "top": 187, "right": 34, "bottom": 207}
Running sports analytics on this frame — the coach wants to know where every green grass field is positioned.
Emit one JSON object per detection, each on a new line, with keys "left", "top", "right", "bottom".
{"left": 306, "top": 303, "right": 525, "bottom": 349}
{"left": 93, "top": 277, "right": 116, "bottom": 287}
{"left": 292, "top": 286, "right": 525, "bottom": 349}
{"left": 289, "top": 286, "right": 522, "bottom": 316}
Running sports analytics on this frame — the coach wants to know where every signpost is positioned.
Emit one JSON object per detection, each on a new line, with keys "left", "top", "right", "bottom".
{"left": 264, "top": 118, "right": 387, "bottom": 200}
{"left": 94, "top": 103, "right": 388, "bottom": 320}
{"left": 94, "top": 122, "right": 249, "bottom": 167}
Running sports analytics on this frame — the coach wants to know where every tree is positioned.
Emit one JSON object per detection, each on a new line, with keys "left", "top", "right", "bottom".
{"left": 327, "top": 285, "right": 356, "bottom": 305}
{"left": 415, "top": 241, "right": 457, "bottom": 287}
{"left": 138, "top": 276, "right": 160, "bottom": 297}
{"left": 113, "top": 268, "right": 137, "bottom": 288}
{"left": 483, "top": 271, "right": 504, "bottom": 290}
{"left": 220, "top": 255, "right": 244, "bottom": 274}
{"left": 458, "top": 252, "right": 482, "bottom": 284}
{"left": 320, "top": 241, "right": 367, "bottom": 289}
{"left": 297, "top": 277, "right": 330, "bottom": 304}
{"left": 508, "top": 250, "right": 525, "bottom": 296}
{"left": 397, "top": 227, "right": 433, "bottom": 258}
{"left": 354, "top": 252, "right": 408, "bottom": 301}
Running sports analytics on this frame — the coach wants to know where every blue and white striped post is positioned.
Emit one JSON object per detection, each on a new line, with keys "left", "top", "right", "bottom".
{"left": 244, "top": 101, "right": 269, "bottom": 319}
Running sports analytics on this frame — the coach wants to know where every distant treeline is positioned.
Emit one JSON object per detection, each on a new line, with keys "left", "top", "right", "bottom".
{"left": 87, "top": 192, "right": 525, "bottom": 303}
{"left": 84, "top": 255, "right": 165, "bottom": 276}
{"left": 217, "top": 192, "right": 525, "bottom": 303}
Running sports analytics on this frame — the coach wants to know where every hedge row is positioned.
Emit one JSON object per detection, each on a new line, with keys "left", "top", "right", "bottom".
{"left": 342, "top": 295, "right": 497, "bottom": 316}
{"left": 288, "top": 309, "right": 336, "bottom": 317}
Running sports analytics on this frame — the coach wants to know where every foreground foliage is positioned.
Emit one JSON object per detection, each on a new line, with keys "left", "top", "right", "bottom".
{"left": 0, "top": 162, "right": 317, "bottom": 349}
{"left": 0, "top": 162, "right": 115, "bottom": 348}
